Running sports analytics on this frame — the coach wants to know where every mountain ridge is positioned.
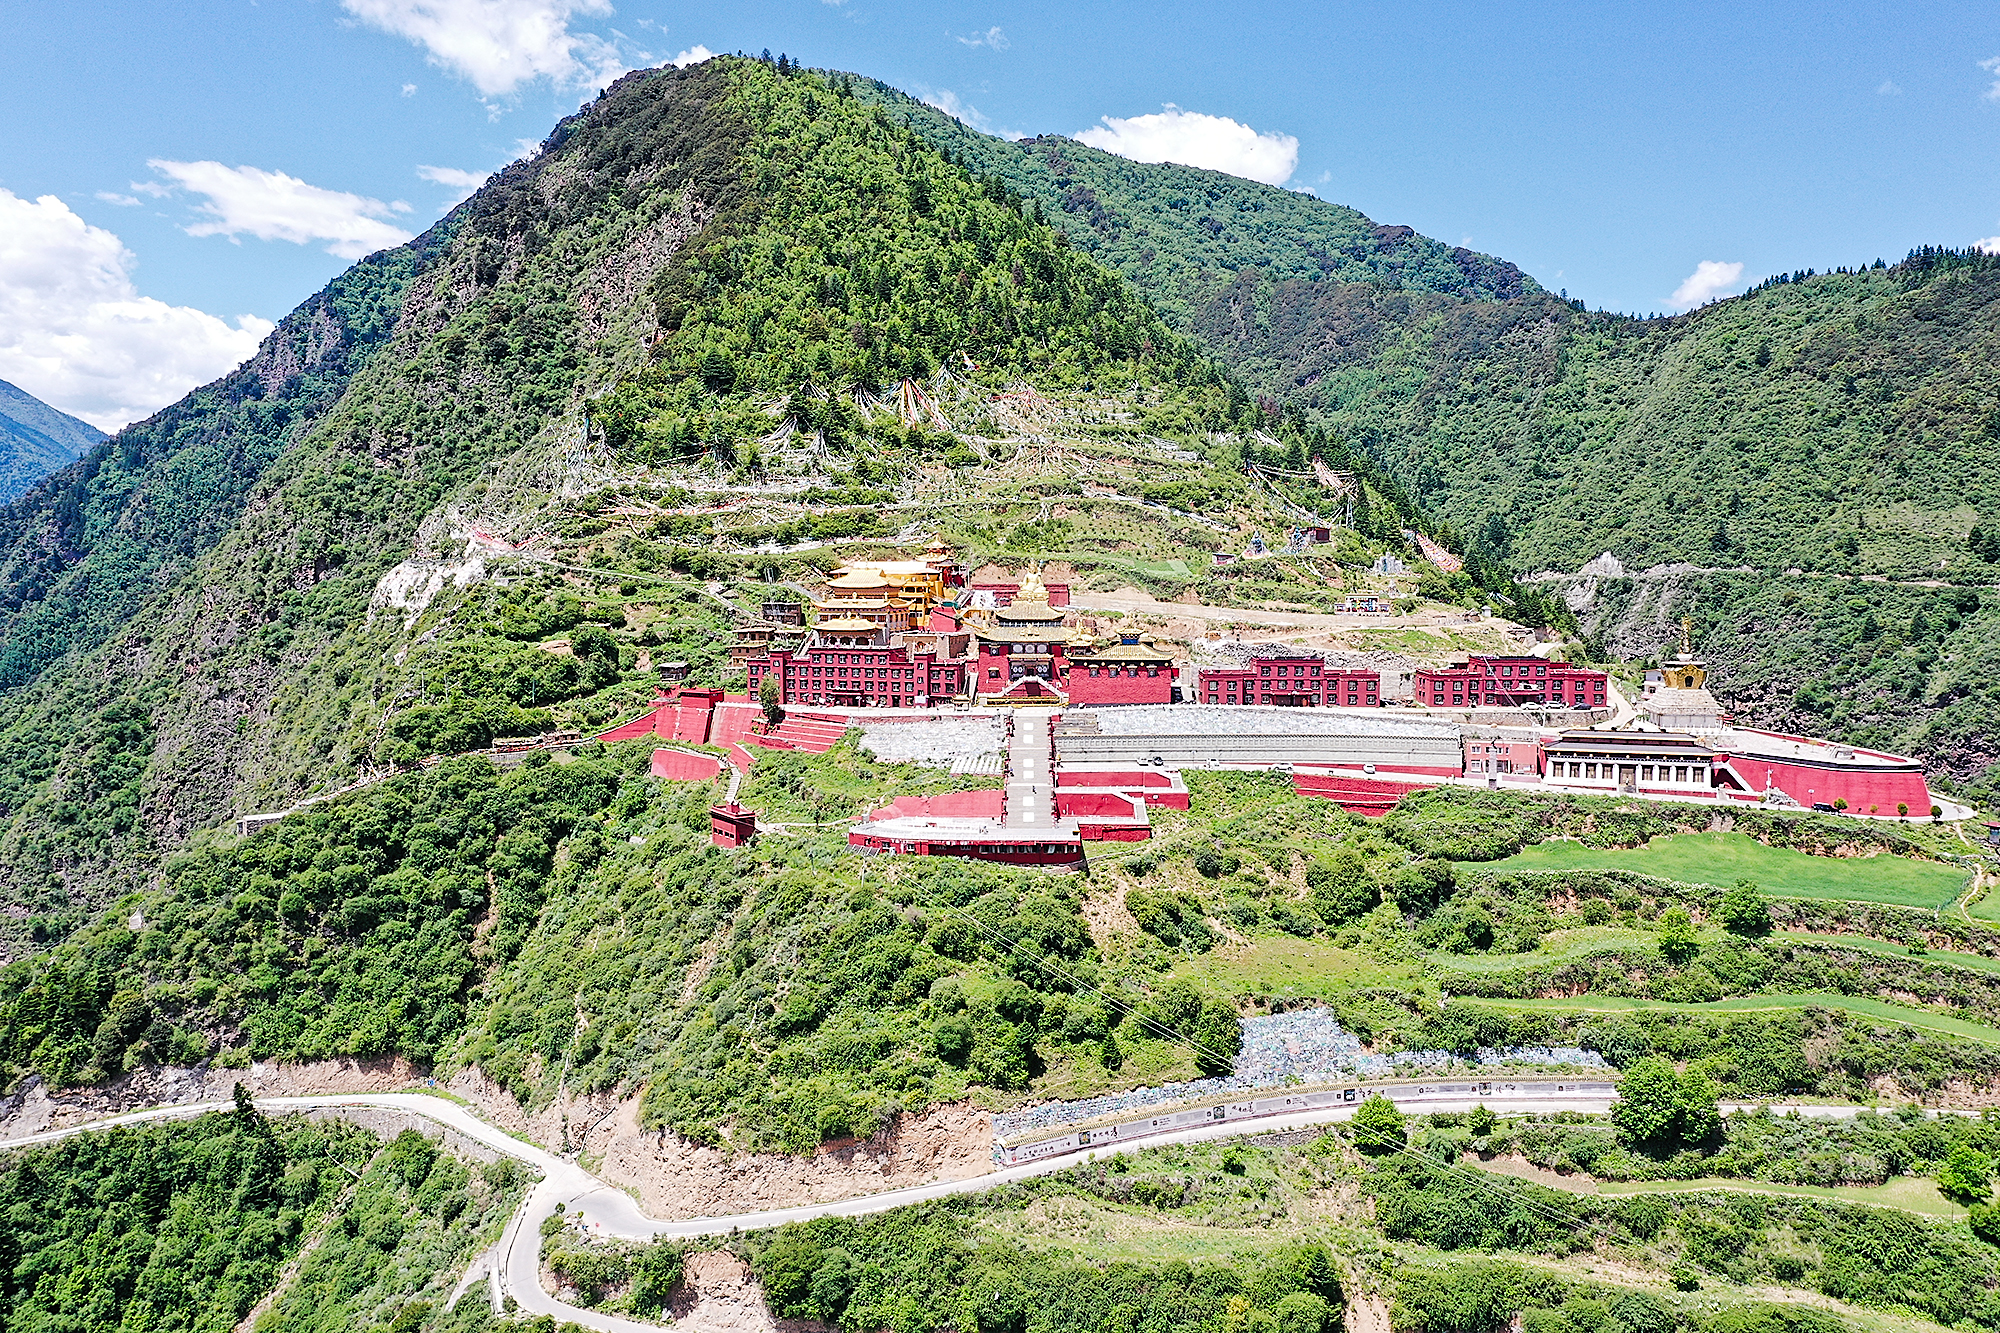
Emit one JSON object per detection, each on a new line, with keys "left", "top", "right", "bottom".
{"left": 0, "top": 378, "right": 105, "bottom": 503}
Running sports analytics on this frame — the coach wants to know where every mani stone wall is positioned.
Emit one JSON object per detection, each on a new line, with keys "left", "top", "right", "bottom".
{"left": 1054, "top": 706, "right": 1465, "bottom": 774}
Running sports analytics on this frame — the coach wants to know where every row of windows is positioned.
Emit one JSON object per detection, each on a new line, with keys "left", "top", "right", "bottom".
{"left": 1556, "top": 761, "right": 1707, "bottom": 782}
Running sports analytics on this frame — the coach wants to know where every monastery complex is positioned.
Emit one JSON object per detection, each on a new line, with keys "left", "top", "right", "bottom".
{"left": 605, "top": 544, "right": 1941, "bottom": 863}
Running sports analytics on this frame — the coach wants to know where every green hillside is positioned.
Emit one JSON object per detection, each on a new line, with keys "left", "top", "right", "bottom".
{"left": 0, "top": 56, "right": 1484, "bottom": 947}
{"left": 872, "top": 92, "right": 2000, "bottom": 791}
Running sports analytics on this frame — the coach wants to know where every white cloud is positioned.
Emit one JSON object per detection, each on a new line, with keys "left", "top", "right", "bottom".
{"left": 669, "top": 44, "right": 714, "bottom": 67}
{"left": 916, "top": 87, "right": 1025, "bottom": 141}
{"left": 1877, "top": 79, "right": 1902, "bottom": 95}
{"left": 417, "top": 163, "right": 490, "bottom": 204}
{"left": 1666, "top": 259, "right": 1746, "bottom": 310}
{"left": 402, "top": 81, "right": 418, "bottom": 95}
{"left": 1979, "top": 56, "right": 2000, "bottom": 99}
{"left": 956, "top": 26, "right": 1008, "bottom": 50}
{"left": 147, "top": 160, "right": 415, "bottom": 261}
{"left": 921, "top": 87, "right": 991, "bottom": 130}
{"left": 0, "top": 190, "right": 272, "bottom": 433}
{"left": 340, "top": 0, "right": 631, "bottom": 97}
{"left": 1977, "top": 237, "right": 2000, "bottom": 255}
{"left": 1075, "top": 105, "right": 1299, "bottom": 186}
{"left": 96, "top": 192, "right": 142, "bottom": 207}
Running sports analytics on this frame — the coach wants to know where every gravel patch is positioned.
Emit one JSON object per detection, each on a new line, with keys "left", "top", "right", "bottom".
{"left": 859, "top": 717, "right": 1006, "bottom": 770}
{"left": 994, "top": 1009, "right": 1610, "bottom": 1139}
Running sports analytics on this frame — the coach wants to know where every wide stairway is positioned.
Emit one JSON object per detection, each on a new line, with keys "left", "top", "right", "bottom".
{"left": 749, "top": 712, "right": 850, "bottom": 754}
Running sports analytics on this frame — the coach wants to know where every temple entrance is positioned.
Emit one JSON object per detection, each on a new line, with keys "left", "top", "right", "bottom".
{"left": 1618, "top": 765, "right": 1637, "bottom": 792}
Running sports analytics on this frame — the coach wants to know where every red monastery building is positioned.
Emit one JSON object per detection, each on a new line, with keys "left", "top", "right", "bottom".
{"left": 746, "top": 617, "right": 970, "bottom": 708}
{"left": 1414, "top": 655, "right": 1607, "bottom": 710}
{"left": 1198, "top": 653, "right": 1379, "bottom": 707}
{"left": 1063, "top": 634, "right": 1177, "bottom": 706}
{"left": 964, "top": 569, "right": 1176, "bottom": 706}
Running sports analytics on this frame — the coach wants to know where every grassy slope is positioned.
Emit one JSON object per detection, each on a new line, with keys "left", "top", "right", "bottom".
{"left": 1485, "top": 832, "right": 1969, "bottom": 910}
{"left": 1473, "top": 993, "right": 2000, "bottom": 1047}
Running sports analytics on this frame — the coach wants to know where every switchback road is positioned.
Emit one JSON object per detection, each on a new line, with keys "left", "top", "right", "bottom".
{"left": 0, "top": 1085, "right": 1871, "bottom": 1332}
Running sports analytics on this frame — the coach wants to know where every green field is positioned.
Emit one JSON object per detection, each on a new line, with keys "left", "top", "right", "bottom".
{"left": 1469, "top": 1158, "right": 1968, "bottom": 1218}
{"left": 1594, "top": 1175, "right": 1969, "bottom": 1219}
{"left": 1172, "top": 937, "right": 1423, "bottom": 999}
{"left": 1469, "top": 991, "right": 2000, "bottom": 1047}
{"left": 1433, "top": 926, "right": 1656, "bottom": 973}
{"left": 1487, "top": 831, "right": 1969, "bottom": 910}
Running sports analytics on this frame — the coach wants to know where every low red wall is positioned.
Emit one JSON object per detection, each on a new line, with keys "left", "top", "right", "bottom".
{"left": 1293, "top": 773, "right": 1439, "bottom": 816}
{"left": 1079, "top": 824, "right": 1151, "bottom": 842}
{"left": 869, "top": 790, "right": 1006, "bottom": 821}
{"left": 597, "top": 707, "right": 670, "bottom": 742}
{"left": 1054, "top": 790, "right": 1141, "bottom": 818}
{"left": 1058, "top": 770, "right": 1172, "bottom": 787}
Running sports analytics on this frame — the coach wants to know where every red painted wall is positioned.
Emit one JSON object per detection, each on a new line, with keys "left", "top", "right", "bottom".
{"left": 1066, "top": 667, "right": 1173, "bottom": 705}
{"left": 1055, "top": 791, "right": 1142, "bottom": 818}
{"left": 869, "top": 791, "right": 1007, "bottom": 820}
{"left": 1293, "top": 773, "right": 1439, "bottom": 816}
{"left": 1717, "top": 754, "right": 1933, "bottom": 814}
{"left": 1079, "top": 824, "right": 1151, "bottom": 841}
{"left": 1058, "top": 769, "right": 1172, "bottom": 787}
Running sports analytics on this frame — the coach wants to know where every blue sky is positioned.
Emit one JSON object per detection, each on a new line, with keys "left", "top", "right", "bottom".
{"left": 3, "top": 0, "right": 1998, "bottom": 429}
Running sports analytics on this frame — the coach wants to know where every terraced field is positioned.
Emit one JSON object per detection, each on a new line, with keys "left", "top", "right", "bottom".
{"left": 1490, "top": 831, "right": 1969, "bottom": 909}
{"left": 1468, "top": 991, "right": 2000, "bottom": 1046}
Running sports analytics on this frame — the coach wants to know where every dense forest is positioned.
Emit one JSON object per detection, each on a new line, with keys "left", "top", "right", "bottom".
{"left": 0, "top": 1101, "right": 521, "bottom": 1333}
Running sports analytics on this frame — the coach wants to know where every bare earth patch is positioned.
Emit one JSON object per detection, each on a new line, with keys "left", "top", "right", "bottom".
{"left": 589, "top": 1097, "right": 996, "bottom": 1220}
{"left": 0, "top": 1056, "right": 425, "bottom": 1138}
{"left": 672, "top": 1251, "right": 830, "bottom": 1333}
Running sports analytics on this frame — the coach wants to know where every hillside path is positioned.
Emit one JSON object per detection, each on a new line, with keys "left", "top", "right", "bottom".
{"left": 0, "top": 1089, "right": 1879, "bottom": 1330}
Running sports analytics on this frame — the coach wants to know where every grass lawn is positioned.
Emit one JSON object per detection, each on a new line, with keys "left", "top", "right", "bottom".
{"left": 1434, "top": 926, "right": 1659, "bottom": 973}
{"left": 1466, "top": 1156, "right": 1967, "bottom": 1218}
{"left": 1172, "top": 936, "right": 1423, "bottom": 1000}
{"left": 1468, "top": 991, "right": 2000, "bottom": 1047}
{"left": 1487, "top": 831, "right": 1968, "bottom": 910}
{"left": 1594, "top": 1174, "right": 1968, "bottom": 1219}
{"left": 1964, "top": 881, "right": 2000, "bottom": 925}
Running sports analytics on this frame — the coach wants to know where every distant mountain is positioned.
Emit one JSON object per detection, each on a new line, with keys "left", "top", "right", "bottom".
{"left": 0, "top": 379, "right": 104, "bottom": 500}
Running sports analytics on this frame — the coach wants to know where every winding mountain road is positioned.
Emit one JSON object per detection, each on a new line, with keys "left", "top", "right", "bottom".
{"left": 0, "top": 1086, "right": 1859, "bottom": 1331}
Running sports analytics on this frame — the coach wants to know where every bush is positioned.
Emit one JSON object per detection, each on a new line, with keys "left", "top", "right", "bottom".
{"left": 1612, "top": 1057, "right": 1720, "bottom": 1155}
{"left": 1714, "top": 880, "right": 1771, "bottom": 936}
{"left": 1656, "top": 906, "right": 1699, "bottom": 962}
{"left": 1353, "top": 1094, "right": 1406, "bottom": 1154}
{"left": 1306, "top": 848, "right": 1378, "bottom": 926}
{"left": 1938, "top": 1143, "right": 1994, "bottom": 1204}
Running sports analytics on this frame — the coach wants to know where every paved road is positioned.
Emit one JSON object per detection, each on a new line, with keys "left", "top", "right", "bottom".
{"left": 1005, "top": 707, "right": 1057, "bottom": 829}
{"left": 0, "top": 1088, "right": 1890, "bottom": 1330}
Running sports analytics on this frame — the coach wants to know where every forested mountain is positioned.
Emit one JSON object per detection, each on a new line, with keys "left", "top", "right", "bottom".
{"left": 0, "top": 378, "right": 104, "bottom": 501}
{"left": 0, "top": 56, "right": 1376, "bottom": 946}
{"left": 14, "top": 53, "right": 2000, "bottom": 1333}
{"left": 876, "top": 93, "right": 2000, "bottom": 793}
